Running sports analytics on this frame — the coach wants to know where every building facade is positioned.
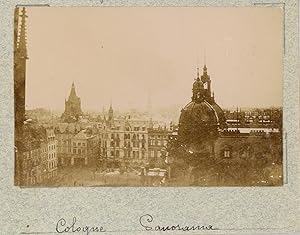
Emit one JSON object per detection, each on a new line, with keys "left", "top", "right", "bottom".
{"left": 20, "top": 124, "right": 58, "bottom": 186}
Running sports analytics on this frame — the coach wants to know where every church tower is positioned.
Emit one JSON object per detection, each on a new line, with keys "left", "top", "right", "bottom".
{"left": 61, "top": 82, "right": 82, "bottom": 122}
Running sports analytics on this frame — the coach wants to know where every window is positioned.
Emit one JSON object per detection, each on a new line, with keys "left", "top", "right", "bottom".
{"left": 133, "top": 151, "right": 136, "bottom": 158}
{"left": 78, "top": 143, "right": 81, "bottom": 146}
{"left": 116, "top": 150, "right": 120, "bottom": 157}
{"left": 73, "top": 149, "right": 76, "bottom": 154}
{"left": 111, "top": 151, "right": 114, "bottom": 156}
{"left": 223, "top": 145, "right": 232, "bottom": 158}
{"left": 73, "top": 143, "right": 76, "bottom": 147}
{"left": 78, "top": 149, "right": 81, "bottom": 154}
{"left": 224, "top": 150, "right": 230, "bottom": 158}
{"left": 82, "top": 149, "right": 85, "bottom": 154}
{"left": 142, "top": 127, "right": 146, "bottom": 131}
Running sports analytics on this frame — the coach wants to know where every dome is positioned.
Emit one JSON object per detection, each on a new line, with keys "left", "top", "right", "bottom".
{"left": 178, "top": 65, "right": 226, "bottom": 142}
{"left": 179, "top": 101, "right": 220, "bottom": 128}
{"left": 212, "top": 103, "right": 226, "bottom": 127}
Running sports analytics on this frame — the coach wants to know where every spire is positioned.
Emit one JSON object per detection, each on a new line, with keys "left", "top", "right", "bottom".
{"left": 14, "top": 8, "right": 20, "bottom": 53}
{"left": 18, "top": 7, "right": 28, "bottom": 59}
{"left": 69, "top": 82, "right": 77, "bottom": 98}
{"left": 196, "top": 67, "right": 200, "bottom": 81}
{"left": 108, "top": 100, "right": 113, "bottom": 121}
{"left": 203, "top": 64, "right": 207, "bottom": 74}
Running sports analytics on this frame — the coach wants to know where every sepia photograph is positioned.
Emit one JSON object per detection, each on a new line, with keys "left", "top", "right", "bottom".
{"left": 14, "top": 6, "right": 283, "bottom": 187}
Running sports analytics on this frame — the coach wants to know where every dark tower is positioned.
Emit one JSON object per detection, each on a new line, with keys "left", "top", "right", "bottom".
{"left": 61, "top": 82, "right": 82, "bottom": 122}
{"left": 14, "top": 7, "right": 28, "bottom": 185}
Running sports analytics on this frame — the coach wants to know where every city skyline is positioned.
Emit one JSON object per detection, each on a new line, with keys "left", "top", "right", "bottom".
{"left": 25, "top": 7, "right": 283, "bottom": 111}
{"left": 15, "top": 6, "right": 284, "bottom": 188}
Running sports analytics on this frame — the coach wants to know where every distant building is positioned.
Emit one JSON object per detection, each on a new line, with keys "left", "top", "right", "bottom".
{"left": 61, "top": 82, "right": 82, "bottom": 122}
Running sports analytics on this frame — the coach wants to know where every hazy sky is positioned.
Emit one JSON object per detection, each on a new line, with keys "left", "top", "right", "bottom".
{"left": 25, "top": 7, "right": 283, "bottom": 112}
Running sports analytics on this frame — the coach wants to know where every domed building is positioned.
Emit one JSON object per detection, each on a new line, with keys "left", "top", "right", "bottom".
{"left": 178, "top": 65, "right": 226, "bottom": 158}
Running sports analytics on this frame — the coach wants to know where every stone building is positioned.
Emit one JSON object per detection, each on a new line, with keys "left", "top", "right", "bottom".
{"left": 55, "top": 123, "right": 99, "bottom": 167}
{"left": 19, "top": 124, "right": 58, "bottom": 186}
{"left": 97, "top": 106, "right": 153, "bottom": 168}
{"left": 46, "top": 129, "right": 58, "bottom": 178}
{"left": 71, "top": 129, "right": 99, "bottom": 166}
{"left": 170, "top": 64, "right": 282, "bottom": 186}
{"left": 148, "top": 127, "right": 170, "bottom": 165}
{"left": 55, "top": 123, "right": 82, "bottom": 166}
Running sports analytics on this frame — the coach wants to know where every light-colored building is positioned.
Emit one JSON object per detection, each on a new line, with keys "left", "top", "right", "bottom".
{"left": 97, "top": 105, "right": 171, "bottom": 168}
{"left": 46, "top": 129, "right": 58, "bottom": 178}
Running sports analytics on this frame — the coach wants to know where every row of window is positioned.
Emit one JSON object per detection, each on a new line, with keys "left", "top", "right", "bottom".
{"left": 48, "top": 152, "right": 56, "bottom": 159}
{"left": 73, "top": 149, "right": 86, "bottom": 154}
{"left": 149, "top": 135, "right": 168, "bottom": 139}
{"left": 73, "top": 142, "right": 86, "bottom": 147}
{"left": 150, "top": 150, "right": 161, "bottom": 158}
{"left": 48, "top": 144, "right": 56, "bottom": 151}
{"left": 149, "top": 140, "right": 167, "bottom": 146}
{"left": 48, "top": 160, "right": 57, "bottom": 170}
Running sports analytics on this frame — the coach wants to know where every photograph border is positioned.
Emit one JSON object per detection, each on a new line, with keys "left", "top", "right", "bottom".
{"left": 0, "top": 0, "right": 299, "bottom": 234}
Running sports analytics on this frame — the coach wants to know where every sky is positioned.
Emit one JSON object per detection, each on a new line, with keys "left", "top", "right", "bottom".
{"left": 24, "top": 7, "right": 283, "bottom": 112}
